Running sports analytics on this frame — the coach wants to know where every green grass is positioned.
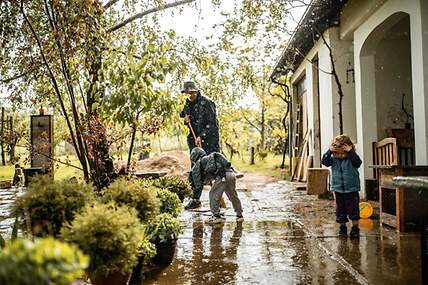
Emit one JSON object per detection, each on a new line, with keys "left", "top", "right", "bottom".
{"left": 1, "top": 150, "right": 291, "bottom": 182}
{"left": 0, "top": 165, "right": 14, "bottom": 181}
{"left": 230, "top": 153, "right": 290, "bottom": 180}
{"left": 0, "top": 157, "right": 83, "bottom": 182}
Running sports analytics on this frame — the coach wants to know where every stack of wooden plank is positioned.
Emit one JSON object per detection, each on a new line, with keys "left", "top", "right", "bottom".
{"left": 291, "top": 130, "right": 313, "bottom": 182}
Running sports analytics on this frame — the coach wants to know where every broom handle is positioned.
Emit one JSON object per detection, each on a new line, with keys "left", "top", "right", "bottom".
{"left": 188, "top": 120, "right": 197, "bottom": 141}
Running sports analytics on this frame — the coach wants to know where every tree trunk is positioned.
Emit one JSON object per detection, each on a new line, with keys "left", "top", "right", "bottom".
{"left": 280, "top": 115, "right": 287, "bottom": 169}
{"left": 0, "top": 108, "right": 5, "bottom": 165}
{"left": 158, "top": 134, "right": 163, "bottom": 152}
{"left": 127, "top": 124, "right": 137, "bottom": 173}
{"left": 260, "top": 102, "right": 265, "bottom": 149}
{"left": 9, "top": 116, "right": 15, "bottom": 163}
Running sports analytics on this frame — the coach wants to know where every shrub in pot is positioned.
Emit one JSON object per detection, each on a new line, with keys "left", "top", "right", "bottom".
{"left": 12, "top": 175, "right": 95, "bottom": 237}
{"left": 128, "top": 236, "right": 157, "bottom": 285}
{"left": 0, "top": 237, "right": 88, "bottom": 285}
{"left": 157, "top": 188, "right": 182, "bottom": 217}
{"left": 145, "top": 213, "right": 182, "bottom": 265}
{"left": 61, "top": 202, "right": 144, "bottom": 285}
{"left": 151, "top": 176, "right": 191, "bottom": 202}
{"left": 101, "top": 177, "right": 160, "bottom": 222}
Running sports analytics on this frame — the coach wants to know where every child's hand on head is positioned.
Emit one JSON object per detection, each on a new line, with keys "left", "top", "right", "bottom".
{"left": 343, "top": 144, "right": 353, "bottom": 152}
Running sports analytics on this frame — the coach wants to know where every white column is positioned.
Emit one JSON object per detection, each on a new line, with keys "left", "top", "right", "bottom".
{"left": 410, "top": 0, "right": 428, "bottom": 164}
{"left": 355, "top": 54, "right": 378, "bottom": 197}
{"left": 318, "top": 42, "right": 335, "bottom": 156}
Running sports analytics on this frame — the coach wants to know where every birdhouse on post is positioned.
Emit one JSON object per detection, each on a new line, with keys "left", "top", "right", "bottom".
{"left": 29, "top": 114, "right": 54, "bottom": 181}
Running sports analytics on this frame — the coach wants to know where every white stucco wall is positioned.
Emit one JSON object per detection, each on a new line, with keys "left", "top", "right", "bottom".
{"left": 340, "top": 0, "right": 387, "bottom": 40}
{"left": 291, "top": 28, "right": 356, "bottom": 166}
{"left": 354, "top": 0, "right": 428, "bottom": 195}
{"left": 329, "top": 28, "right": 357, "bottom": 143}
{"left": 375, "top": 35, "right": 413, "bottom": 137}
{"left": 291, "top": 35, "right": 332, "bottom": 165}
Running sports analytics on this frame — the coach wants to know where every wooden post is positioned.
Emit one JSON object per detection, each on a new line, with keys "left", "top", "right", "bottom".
{"left": 250, "top": 147, "right": 255, "bottom": 165}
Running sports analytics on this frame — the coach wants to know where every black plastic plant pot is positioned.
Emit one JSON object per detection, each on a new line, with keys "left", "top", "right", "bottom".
{"left": 88, "top": 270, "right": 130, "bottom": 285}
{"left": 152, "top": 240, "right": 177, "bottom": 266}
{"left": 128, "top": 255, "right": 145, "bottom": 285}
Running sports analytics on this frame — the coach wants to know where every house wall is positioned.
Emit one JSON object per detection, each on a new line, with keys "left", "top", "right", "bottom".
{"left": 340, "top": 0, "right": 387, "bottom": 40}
{"left": 329, "top": 28, "right": 357, "bottom": 143}
{"left": 291, "top": 40, "right": 326, "bottom": 163}
{"left": 354, "top": 0, "right": 428, "bottom": 195}
{"left": 375, "top": 35, "right": 413, "bottom": 138}
{"left": 290, "top": 28, "right": 355, "bottom": 167}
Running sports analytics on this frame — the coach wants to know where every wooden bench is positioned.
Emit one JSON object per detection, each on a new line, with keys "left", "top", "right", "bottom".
{"left": 366, "top": 134, "right": 415, "bottom": 201}
{"left": 372, "top": 166, "right": 428, "bottom": 231}
{"left": 372, "top": 137, "right": 415, "bottom": 179}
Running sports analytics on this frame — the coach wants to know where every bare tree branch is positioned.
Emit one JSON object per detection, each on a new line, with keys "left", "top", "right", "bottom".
{"left": 20, "top": 0, "right": 83, "bottom": 163}
{"left": 103, "top": 0, "right": 119, "bottom": 10}
{"left": 318, "top": 28, "right": 344, "bottom": 134}
{"left": 1, "top": 69, "right": 32, "bottom": 83}
{"left": 241, "top": 109, "right": 261, "bottom": 133}
{"left": 107, "top": 0, "right": 196, "bottom": 33}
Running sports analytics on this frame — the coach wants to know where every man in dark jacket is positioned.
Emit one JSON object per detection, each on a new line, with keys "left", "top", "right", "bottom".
{"left": 185, "top": 147, "right": 243, "bottom": 223}
{"left": 180, "top": 81, "right": 220, "bottom": 155}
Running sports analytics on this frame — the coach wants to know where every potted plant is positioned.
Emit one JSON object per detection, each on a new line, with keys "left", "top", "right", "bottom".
{"left": 151, "top": 176, "right": 191, "bottom": 202}
{"left": 101, "top": 177, "right": 160, "bottom": 223}
{"left": 0, "top": 237, "right": 88, "bottom": 285}
{"left": 145, "top": 213, "right": 182, "bottom": 266}
{"left": 61, "top": 202, "right": 144, "bottom": 285}
{"left": 157, "top": 188, "right": 182, "bottom": 217}
{"left": 128, "top": 236, "right": 157, "bottom": 285}
{"left": 12, "top": 175, "right": 95, "bottom": 237}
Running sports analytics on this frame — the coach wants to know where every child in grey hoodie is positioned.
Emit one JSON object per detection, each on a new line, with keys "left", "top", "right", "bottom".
{"left": 187, "top": 147, "right": 243, "bottom": 224}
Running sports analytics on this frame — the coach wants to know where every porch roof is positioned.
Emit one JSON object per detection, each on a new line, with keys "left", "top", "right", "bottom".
{"left": 271, "top": 0, "right": 348, "bottom": 79}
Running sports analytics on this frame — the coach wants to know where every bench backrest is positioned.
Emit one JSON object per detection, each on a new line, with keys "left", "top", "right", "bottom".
{"left": 373, "top": 137, "right": 415, "bottom": 178}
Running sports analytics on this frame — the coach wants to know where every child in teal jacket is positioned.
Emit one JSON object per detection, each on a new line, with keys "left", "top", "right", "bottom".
{"left": 322, "top": 134, "right": 362, "bottom": 239}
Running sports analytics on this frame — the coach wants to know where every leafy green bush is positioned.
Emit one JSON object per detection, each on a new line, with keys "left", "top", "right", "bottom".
{"left": 139, "top": 237, "right": 157, "bottom": 264}
{"left": 145, "top": 213, "right": 182, "bottom": 244}
{"left": 157, "top": 188, "right": 182, "bottom": 217}
{"left": 12, "top": 175, "right": 95, "bottom": 237}
{"left": 0, "top": 237, "right": 88, "bottom": 285}
{"left": 151, "top": 176, "right": 192, "bottom": 202}
{"left": 102, "top": 177, "right": 160, "bottom": 222}
{"left": 61, "top": 202, "right": 144, "bottom": 276}
{"left": 258, "top": 151, "right": 268, "bottom": 161}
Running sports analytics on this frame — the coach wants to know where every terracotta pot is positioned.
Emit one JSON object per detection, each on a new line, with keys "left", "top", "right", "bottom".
{"left": 89, "top": 270, "right": 130, "bottom": 285}
{"left": 152, "top": 240, "right": 177, "bottom": 266}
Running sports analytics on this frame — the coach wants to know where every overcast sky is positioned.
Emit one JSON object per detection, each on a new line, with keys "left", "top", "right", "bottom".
{"left": 154, "top": 0, "right": 307, "bottom": 107}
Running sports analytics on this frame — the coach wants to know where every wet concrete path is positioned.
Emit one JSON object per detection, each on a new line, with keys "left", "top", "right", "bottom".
{"left": 0, "top": 187, "right": 24, "bottom": 236}
{"left": 144, "top": 179, "right": 422, "bottom": 285}
{"left": 0, "top": 178, "right": 422, "bottom": 284}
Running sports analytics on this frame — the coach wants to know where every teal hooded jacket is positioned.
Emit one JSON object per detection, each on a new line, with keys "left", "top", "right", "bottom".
{"left": 321, "top": 149, "right": 362, "bottom": 193}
